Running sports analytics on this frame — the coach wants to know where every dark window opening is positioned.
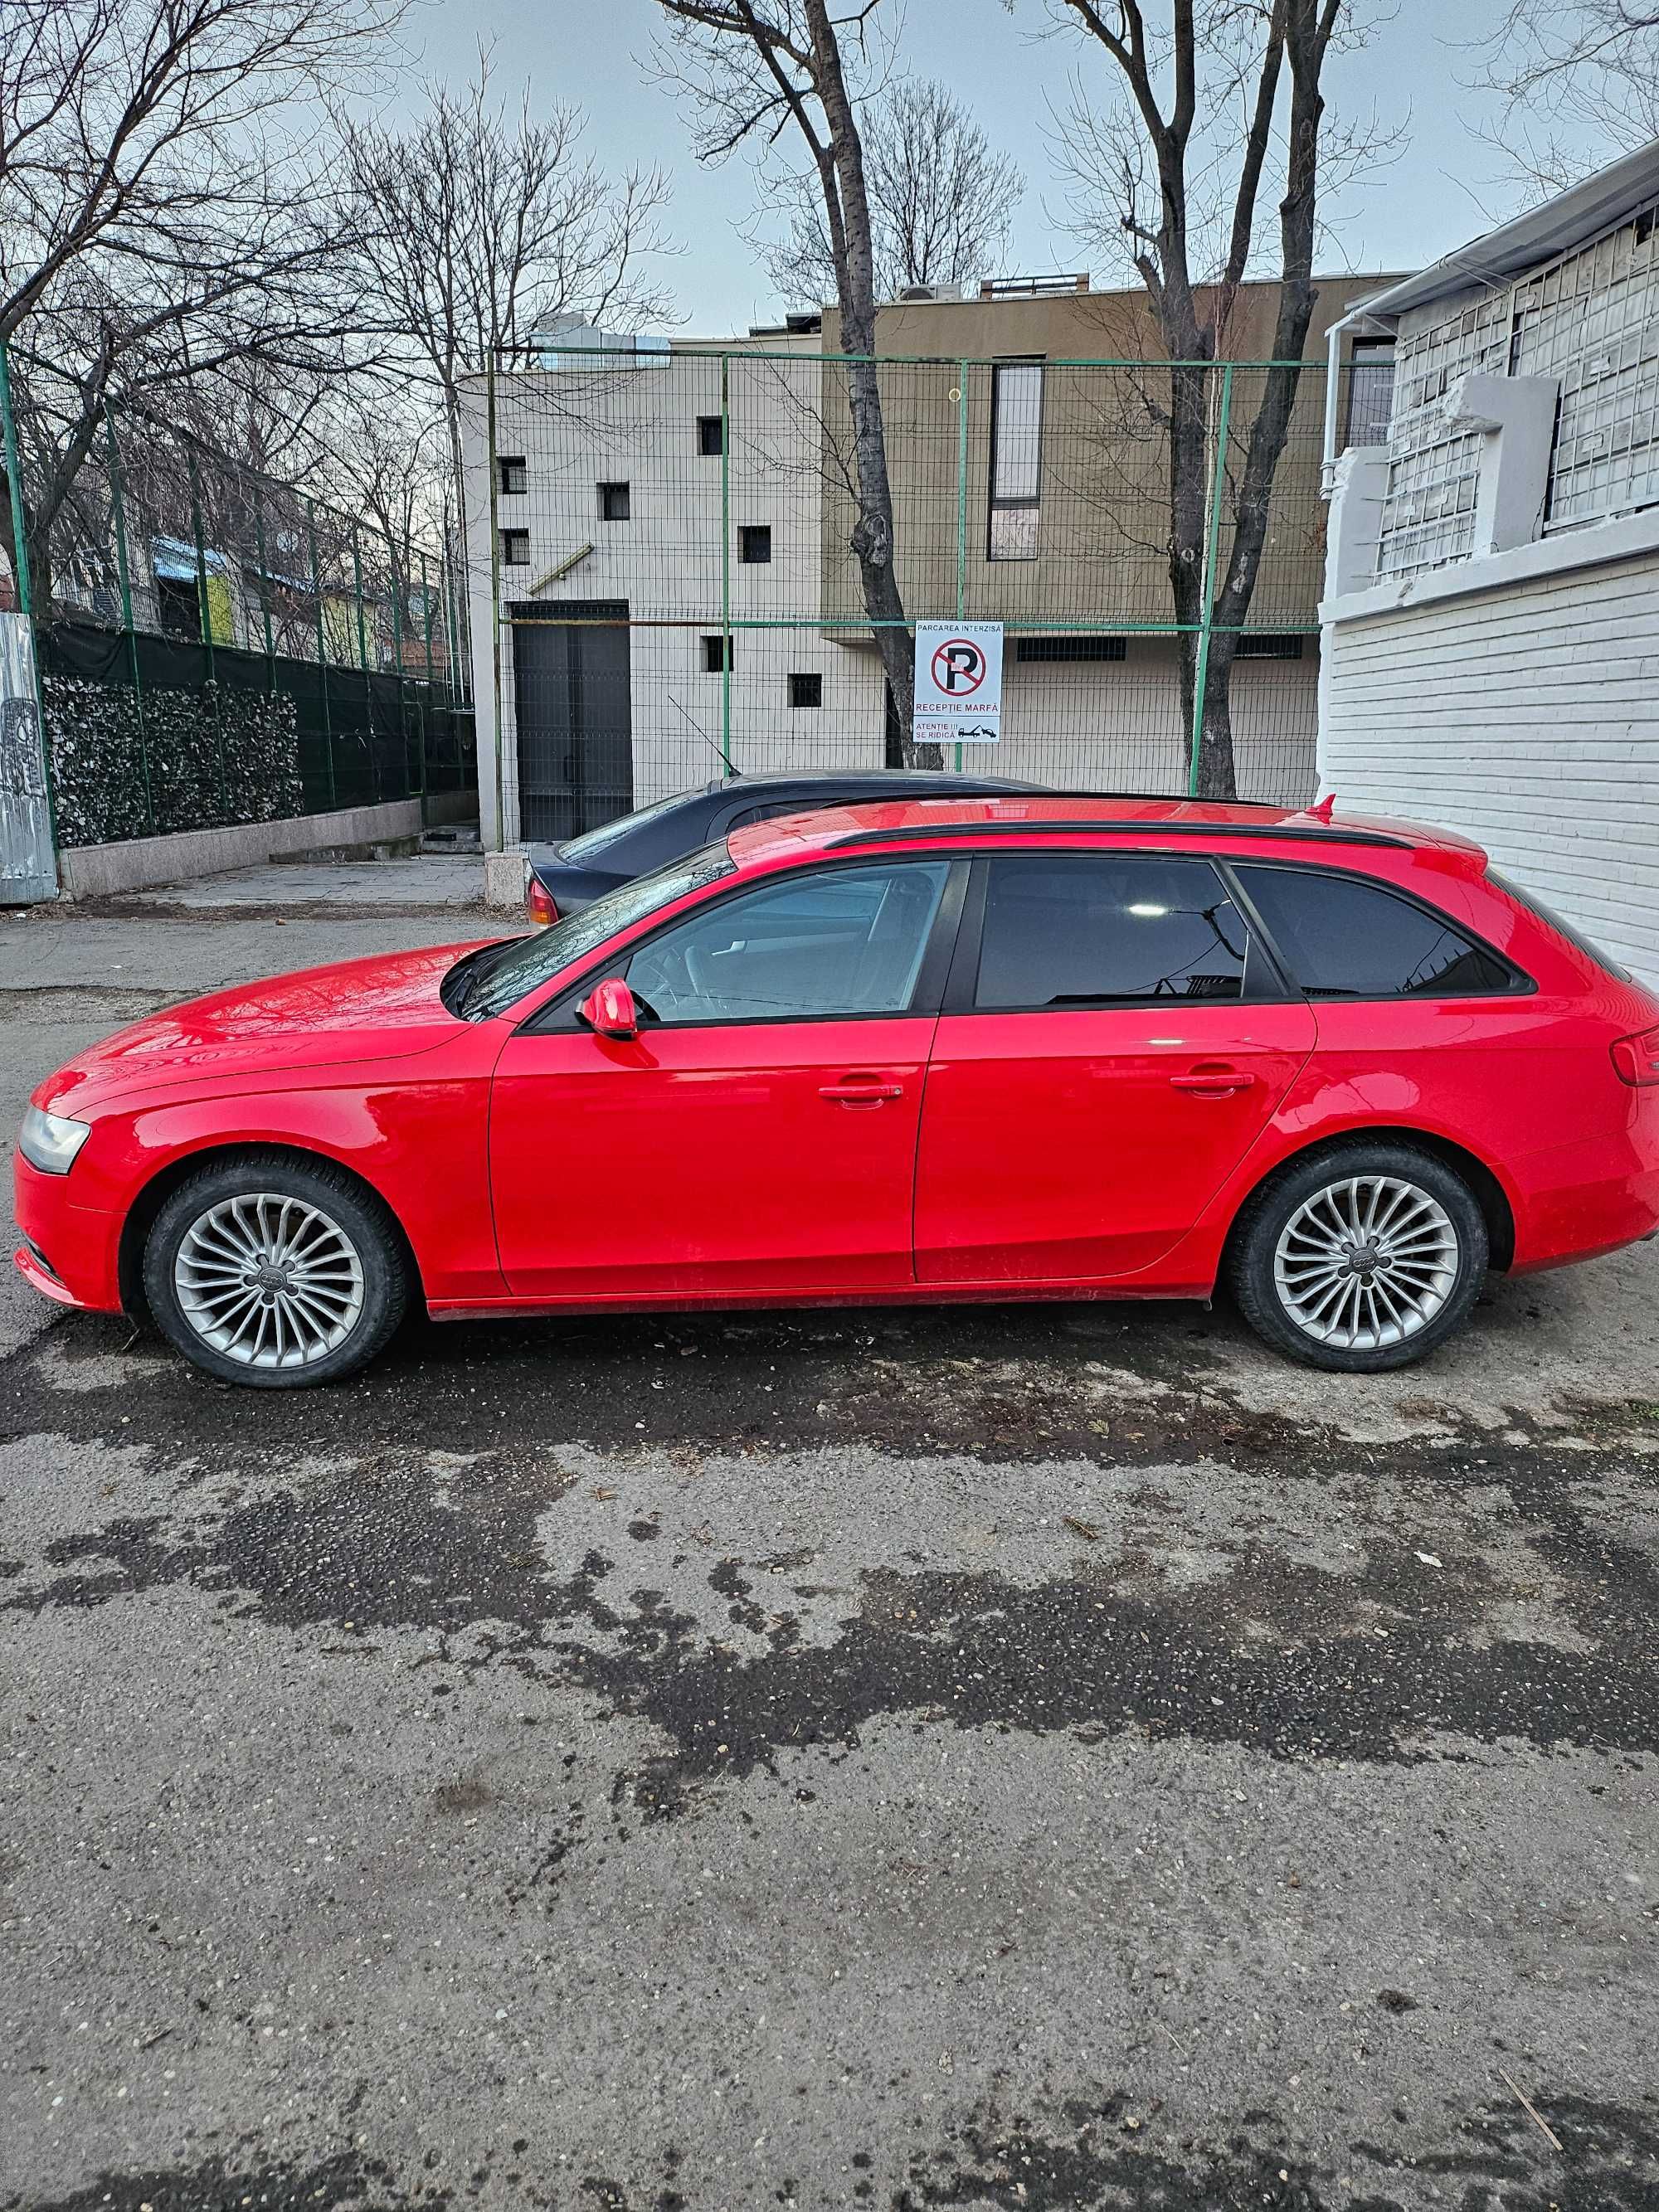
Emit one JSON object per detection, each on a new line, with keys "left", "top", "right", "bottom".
{"left": 599, "top": 482, "right": 630, "bottom": 522}
{"left": 739, "top": 524, "right": 772, "bottom": 565}
{"left": 703, "top": 634, "right": 733, "bottom": 673}
{"left": 1233, "top": 633, "right": 1306, "bottom": 660}
{"left": 789, "top": 671, "right": 823, "bottom": 708}
{"left": 1344, "top": 337, "right": 1397, "bottom": 448}
{"left": 155, "top": 571, "right": 202, "bottom": 639}
{"left": 500, "top": 527, "right": 530, "bottom": 567}
{"left": 1235, "top": 865, "right": 1517, "bottom": 998}
{"left": 1015, "top": 634, "right": 1126, "bottom": 663}
{"left": 697, "top": 416, "right": 724, "bottom": 455}
{"left": 974, "top": 854, "right": 1250, "bottom": 1008}
{"left": 988, "top": 358, "right": 1044, "bottom": 562}
{"left": 499, "top": 455, "right": 528, "bottom": 495}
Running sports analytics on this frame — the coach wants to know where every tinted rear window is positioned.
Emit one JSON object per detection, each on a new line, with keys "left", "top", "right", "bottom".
{"left": 1487, "top": 870, "right": 1631, "bottom": 981}
{"left": 975, "top": 854, "right": 1250, "bottom": 1006}
{"left": 1235, "top": 865, "right": 1516, "bottom": 998}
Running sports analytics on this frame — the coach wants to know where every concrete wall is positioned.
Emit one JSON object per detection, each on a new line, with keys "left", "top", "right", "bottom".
{"left": 56, "top": 798, "right": 426, "bottom": 902}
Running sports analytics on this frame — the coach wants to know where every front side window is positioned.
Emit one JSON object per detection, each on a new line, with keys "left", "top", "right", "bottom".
{"left": 460, "top": 844, "right": 735, "bottom": 1021}
{"left": 625, "top": 861, "right": 951, "bottom": 1025}
{"left": 1235, "top": 864, "right": 1516, "bottom": 997}
{"left": 974, "top": 855, "right": 1250, "bottom": 1008}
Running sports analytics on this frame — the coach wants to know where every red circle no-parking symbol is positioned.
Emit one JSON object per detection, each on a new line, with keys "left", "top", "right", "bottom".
{"left": 931, "top": 637, "right": 988, "bottom": 698}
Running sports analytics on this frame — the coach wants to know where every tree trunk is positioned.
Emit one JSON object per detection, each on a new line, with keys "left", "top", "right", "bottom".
{"left": 843, "top": 342, "right": 935, "bottom": 769}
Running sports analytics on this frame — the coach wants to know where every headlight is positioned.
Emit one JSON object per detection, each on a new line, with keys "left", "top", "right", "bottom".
{"left": 19, "top": 1105, "right": 91, "bottom": 1175}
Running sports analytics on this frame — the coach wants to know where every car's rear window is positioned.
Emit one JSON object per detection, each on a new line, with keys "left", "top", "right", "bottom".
{"left": 1235, "top": 864, "right": 1518, "bottom": 998}
{"left": 560, "top": 790, "right": 698, "bottom": 863}
{"left": 1486, "top": 870, "right": 1632, "bottom": 981}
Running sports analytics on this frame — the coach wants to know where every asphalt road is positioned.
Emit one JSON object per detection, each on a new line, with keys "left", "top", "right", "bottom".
{"left": 3, "top": 874, "right": 1659, "bottom": 2212}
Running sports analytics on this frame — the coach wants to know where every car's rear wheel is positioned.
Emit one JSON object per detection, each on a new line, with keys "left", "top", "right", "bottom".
{"left": 143, "top": 1154, "right": 407, "bottom": 1388}
{"left": 1228, "top": 1142, "right": 1488, "bottom": 1372}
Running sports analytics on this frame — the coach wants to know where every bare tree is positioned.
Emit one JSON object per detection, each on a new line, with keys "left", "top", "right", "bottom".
{"left": 337, "top": 58, "right": 675, "bottom": 515}
{"left": 1050, "top": 0, "right": 1355, "bottom": 797}
{"left": 0, "top": 0, "right": 400, "bottom": 609}
{"left": 1477, "top": 2, "right": 1659, "bottom": 186}
{"left": 654, "top": 0, "right": 936, "bottom": 765}
{"left": 767, "top": 75, "right": 1024, "bottom": 305}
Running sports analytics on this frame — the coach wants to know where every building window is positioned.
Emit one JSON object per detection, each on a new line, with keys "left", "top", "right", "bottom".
{"left": 1015, "top": 634, "right": 1125, "bottom": 663}
{"left": 1343, "top": 338, "right": 1396, "bottom": 450}
{"left": 498, "top": 455, "right": 527, "bottom": 495}
{"left": 988, "top": 359, "right": 1044, "bottom": 561}
{"left": 598, "top": 482, "right": 630, "bottom": 522}
{"left": 500, "top": 527, "right": 530, "bottom": 566}
{"left": 698, "top": 416, "right": 724, "bottom": 456}
{"left": 739, "top": 524, "right": 772, "bottom": 565}
{"left": 703, "top": 634, "right": 733, "bottom": 673}
{"left": 789, "top": 671, "right": 822, "bottom": 707}
{"left": 1233, "top": 633, "right": 1305, "bottom": 659}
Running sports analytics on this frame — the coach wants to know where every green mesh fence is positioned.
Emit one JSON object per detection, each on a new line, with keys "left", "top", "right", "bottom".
{"left": 1, "top": 344, "right": 475, "bottom": 848}
{"left": 478, "top": 347, "right": 1368, "bottom": 843}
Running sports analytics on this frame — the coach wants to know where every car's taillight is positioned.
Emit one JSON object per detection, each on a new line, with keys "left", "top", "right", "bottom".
{"left": 1612, "top": 1024, "right": 1659, "bottom": 1087}
{"left": 527, "top": 878, "right": 559, "bottom": 926}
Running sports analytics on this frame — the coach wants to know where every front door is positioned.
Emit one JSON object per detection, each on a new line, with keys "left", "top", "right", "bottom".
{"left": 489, "top": 858, "right": 961, "bottom": 1300}
{"left": 510, "top": 600, "right": 633, "bottom": 843}
{"left": 913, "top": 851, "right": 1316, "bottom": 1282}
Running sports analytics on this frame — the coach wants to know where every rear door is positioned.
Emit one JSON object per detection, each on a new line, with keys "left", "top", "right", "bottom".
{"left": 913, "top": 850, "right": 1316, "bottom": 1282}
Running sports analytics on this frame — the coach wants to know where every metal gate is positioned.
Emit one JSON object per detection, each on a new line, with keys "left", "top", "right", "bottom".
{"left": 509, "top": 600, "right": 634, "bottom": 843}
{"left": 0, "top": 612, "right": 55, "bottom": 903}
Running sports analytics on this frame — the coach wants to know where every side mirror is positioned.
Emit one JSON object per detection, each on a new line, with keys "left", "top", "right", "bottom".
{"left": 577, "top": 975, "right": 640, "bottom": 1040}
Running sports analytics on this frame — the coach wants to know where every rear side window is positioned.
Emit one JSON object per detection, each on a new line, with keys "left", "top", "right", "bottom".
{"left": 1487, "top": 869, "right": 1631, "bottom": 981}
{"left": 974, "top": 855, "right": 1252, "bottom": 1007}
{"left": 1235, "top": 864, "right": 1517, "bottom": 998}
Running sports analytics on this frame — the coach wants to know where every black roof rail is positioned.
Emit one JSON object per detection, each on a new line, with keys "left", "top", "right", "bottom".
{"left": 828, "top": 819, "right": 1410, "bottom": 852}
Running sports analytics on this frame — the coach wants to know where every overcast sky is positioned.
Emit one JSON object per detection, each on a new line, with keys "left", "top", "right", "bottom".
{"left": 401, "top": 0, "right": 1601, "bottom": 338}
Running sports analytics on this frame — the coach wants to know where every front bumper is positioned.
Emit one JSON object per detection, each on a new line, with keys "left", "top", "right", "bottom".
{"left": 12, "top": 1155, "right": 124, "bottom": 1313}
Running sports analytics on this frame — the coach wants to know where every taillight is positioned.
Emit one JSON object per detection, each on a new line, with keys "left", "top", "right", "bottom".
{"left": 527, "top": 878, "right": 559, "bottom": 926}
{"left": 1612, "top": 1025, "right": 1659, "bottom": 1087}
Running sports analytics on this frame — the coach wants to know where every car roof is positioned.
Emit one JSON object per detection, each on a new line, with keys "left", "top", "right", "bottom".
{"left": 727, "top": 794, "right": 1491, "bottom": 869}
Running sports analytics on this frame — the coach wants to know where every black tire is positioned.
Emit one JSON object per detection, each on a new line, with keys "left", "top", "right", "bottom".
{"left": 143, "top": 1152, "right": 408, "bottom": 1388}
{"left": 1226, "top": 1140, "right": 1489, "bottom": 1373}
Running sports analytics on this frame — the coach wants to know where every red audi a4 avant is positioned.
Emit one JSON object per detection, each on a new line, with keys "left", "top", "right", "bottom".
{"left": 14, "top": 797, "right": 1659, "bottom": 1388}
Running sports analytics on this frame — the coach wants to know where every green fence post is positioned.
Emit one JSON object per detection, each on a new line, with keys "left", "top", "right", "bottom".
{"left": 250, "top": 474, "right": 276, "bottom": 673}
{"left": 0, "top": 335, "right": 59, "bottom": 864}
{"left": 719, "top": 351, "right": 732, "bottom": 775}
{"left": 486, "top": 351, "right": 505, "bottom": 850}
{"left": 1188, "top": 362, "right": 1234, "bottom": 799}
{"left": 419, "top": 549, "right": 434, "bottom": 798}
{"left": 104, "top": 401, "right": 153, "bottom": 834}
{"left": 388, "top": 527, "right": 413, "bottom": 804}
{"left": 185, "top": 446, "right": 226, "bottom": 817}
{"left": 307, "top": 497, "right": 336, "bottom": 810}
{"left": 955, "top": 357, "right": 969, "bottom": 773}
{"left": 351, "top": 523, "right": 380, "bottom": 805}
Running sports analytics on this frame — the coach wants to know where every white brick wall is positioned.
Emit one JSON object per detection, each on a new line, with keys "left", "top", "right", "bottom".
{"left": 1321, "top": 548, "right": 1659, "bottom": 983}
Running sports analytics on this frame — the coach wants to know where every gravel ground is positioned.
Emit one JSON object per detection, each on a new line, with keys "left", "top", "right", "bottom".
{"left": 3, "top": 875, "right": 1658, "bottom": 2212}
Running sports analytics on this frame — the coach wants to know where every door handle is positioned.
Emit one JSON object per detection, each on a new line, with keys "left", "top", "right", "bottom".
{"left": 1169, "top": 1064, "right": 1258, "bottom": 1096}
{"left": 820, "top": 1077, "right": 903, "bottom": 1106}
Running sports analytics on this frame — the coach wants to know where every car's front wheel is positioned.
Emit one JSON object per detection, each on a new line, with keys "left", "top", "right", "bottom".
{"left": 1227, "top": 1141, "right": 1489, "bottom": 1372}
{"left": 143, "top": 1154, "right": 408, "bottom": 1388}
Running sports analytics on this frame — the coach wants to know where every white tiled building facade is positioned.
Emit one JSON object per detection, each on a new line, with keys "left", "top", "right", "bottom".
{"left": 1321, "top": 143, "right": 1659, "bottom": 983}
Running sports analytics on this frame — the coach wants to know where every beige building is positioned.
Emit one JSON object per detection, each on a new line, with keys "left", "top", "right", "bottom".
{"left": 464, "top": 275, "right": 1395, "bottom": 848}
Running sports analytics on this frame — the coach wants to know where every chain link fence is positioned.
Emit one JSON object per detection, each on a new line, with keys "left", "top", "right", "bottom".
{"left": 475, "top": 346, "right": 1366, "bottom": 843}
{"left": 2, "top": 344, "right": 475, "bottom": 854}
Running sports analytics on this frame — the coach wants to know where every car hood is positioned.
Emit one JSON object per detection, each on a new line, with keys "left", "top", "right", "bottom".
{"left": 36, "top": 940, "right": 489, "bottom": 1116}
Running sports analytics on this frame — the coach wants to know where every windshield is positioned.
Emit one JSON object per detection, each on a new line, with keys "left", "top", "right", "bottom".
{"left": 559, "top": 789, "right": 706, "bottom": 864}
{"left": 460, "top": 843, "right": 735, "bottom": 1020}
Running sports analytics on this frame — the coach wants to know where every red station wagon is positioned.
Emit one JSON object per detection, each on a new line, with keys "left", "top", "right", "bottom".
{"left": 14, "top": 796, "right": 1659, "bottom": 1388}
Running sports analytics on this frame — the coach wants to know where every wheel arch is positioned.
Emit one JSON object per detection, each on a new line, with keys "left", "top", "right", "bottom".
{"left": 118, "top": 1140, "right": 426, "bottom": 1319}
{"left": 1223, "top": 1125, "right": 1517, "bottom": 1275}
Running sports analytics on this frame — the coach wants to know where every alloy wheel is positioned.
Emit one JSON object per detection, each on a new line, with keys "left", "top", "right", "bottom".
{"left": 1272, "top": 1174, "right": 1460, "bottom": 1353}
{"left": 173, "top": 1192, "right": 366, "bottom": 1370}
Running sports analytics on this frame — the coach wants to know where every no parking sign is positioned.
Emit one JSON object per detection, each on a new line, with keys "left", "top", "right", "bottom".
{"left": 914, "top": 620, "right": 1003, "bottom": 745}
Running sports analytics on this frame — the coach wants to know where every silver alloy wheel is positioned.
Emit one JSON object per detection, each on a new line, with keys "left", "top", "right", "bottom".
{"left": 173, "top": 1192, "right": 366, "bottom": 1370}
{"left": 1272, "top": 1174, "right": 1460, "bottom": 1352}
